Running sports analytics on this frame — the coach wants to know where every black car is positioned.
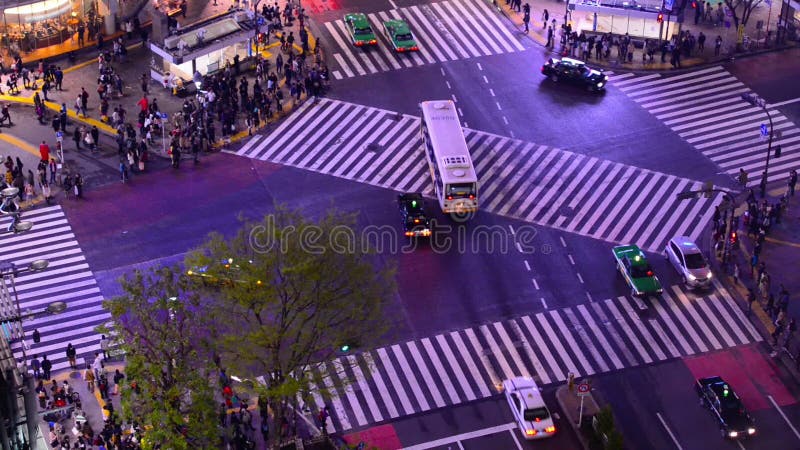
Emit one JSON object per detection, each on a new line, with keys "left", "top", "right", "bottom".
{"left": 541, "top": 57, "right": 608, "bottom": 91}
{"left": 696, "top": 376, "right": 756, "bottom": 439}
{"left": 398, "top": 193, "right": 431, "bottom": 237}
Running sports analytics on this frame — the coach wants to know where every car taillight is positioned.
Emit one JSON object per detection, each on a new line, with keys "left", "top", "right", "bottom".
{"left": 447, "top": 196, "right": 453, "bottom": 200}
{"left": 647, "top": 270, "right": 653, "bottom": 277}
{"left": 525, "top": 429, "right": 537, "bottom": 436}
{"left": 545, "top": 426, "right": 556, "bottom": 433}
{"left": 370, "top": 40, "right": 377, "bottom": 45}
{"left": 469, "top": 194, "right": 474, "bottom": 200}
{"left": 355, "top": 41, "right": 363, "bottom": 47}
{"left": 422, "top": 229, "right": 431, "bottom": 236}
{"left": 398, "top": 47, "right": 405, "bottom": 52}
{"left": 404, "top": 231, "right": 413, "bottom": 237}
{"left": 411, "top": 46, "right": 418, "bottom": 51}
{"left": 413, "top": 219, "right": 420, "bottom": 223}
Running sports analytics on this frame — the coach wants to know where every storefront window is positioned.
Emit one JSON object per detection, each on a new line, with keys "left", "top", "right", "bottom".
{"left": 575, "top": 10, "right": 677, "bottom": 39}
{"left": 1, "top": 0, "right": 103, "bottom": 53}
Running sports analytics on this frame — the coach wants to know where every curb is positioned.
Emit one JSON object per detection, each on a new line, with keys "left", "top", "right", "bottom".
{"left": 489, "top": 0, "right": 798, "bottom": 73}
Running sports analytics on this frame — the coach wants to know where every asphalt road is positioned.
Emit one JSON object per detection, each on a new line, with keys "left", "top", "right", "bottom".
{"left": 12, "top": 1, "right": 797, "bottom": 449}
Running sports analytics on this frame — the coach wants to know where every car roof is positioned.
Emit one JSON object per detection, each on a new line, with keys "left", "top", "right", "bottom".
{"left": 560, "top": 57, "right": 586, "bottom": 67}
{"left": 615, "top": 245, "right": 648, "bottom": 266}
{"left": 505, "top": 377, "right": 546, "bottom": 409}
{"left": 670, "top": 236, "right": 702, "bottom": 254}
{"left": 386, "top": 20, "right": 411, "bottom": 33}
{"left": 345, "top": 13, "right": 370, "bottom": 26}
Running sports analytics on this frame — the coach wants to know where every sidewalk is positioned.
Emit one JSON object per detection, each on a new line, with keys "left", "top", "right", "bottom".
{"left": 0, "top": 6, "right": 322, "bottom": 164}
{"left": 707, "top": 179, "right": 800, "bottom": 384}
{"left": 493, "top": 0, "right": 797, "bottom": 71}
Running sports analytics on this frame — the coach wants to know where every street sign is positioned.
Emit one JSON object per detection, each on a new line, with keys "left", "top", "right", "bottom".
{"left": 577, "top": 382, "right": 591, "bottom": 396}
{"left": 760, "top": 123, "right": 768, "bottom": 137}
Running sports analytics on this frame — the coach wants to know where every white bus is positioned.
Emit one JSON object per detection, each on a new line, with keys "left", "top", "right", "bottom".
{"left": 419, "top": 100, "right": 478, "bottom": 216}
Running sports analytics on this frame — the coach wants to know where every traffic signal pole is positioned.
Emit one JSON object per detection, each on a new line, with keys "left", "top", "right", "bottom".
{"left": 741, "top": 92, "right": 775, "bottom": 197}
{"left": 677, "top": 186, "right": 739, "bottom": 264}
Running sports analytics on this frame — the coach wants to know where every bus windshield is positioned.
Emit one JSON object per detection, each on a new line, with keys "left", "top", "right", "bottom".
{"left": 447, "top": 183, "right": 475, "bottom": 198}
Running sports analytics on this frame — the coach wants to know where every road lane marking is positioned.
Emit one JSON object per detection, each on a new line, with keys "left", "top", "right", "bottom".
{"left": 516, "top": 242, "right": 523, "bottom": 253}
{"left": 401, "top": 422, "right": 517, "bottom": 450}
{"left": 577, "top": 273, "right": 584, "bottom": 284}
{"left": 509, "top": 428, "right": 524, "bottom": 450}
{"left": 541, "top": 298, "right": 548, "bottom": 309}
{"left": 483, "top": 75, "right": 489, "bottom": 83}
{"left": 532, "top": 278, "right": 539, "bottom": 290}
{"left": 508, "top": 225, "right": 515, "bottom": 235}
{"left": 586, "top": 291, "right": 593, "bottom": 302}
{"left": 560, "top": 236, "right": 567, "bottom": 247}
{"left": 458, "top": 108, "right": 464, "bottom": 117}
{"left": 389, "top": 0, "right": 398, "bottom": 9}
{"left": 496, "top": 102, "right": 502, "bottom": 110}
{"left": 768, "top": 394, "right": 800, "bottom": 441}
{"left": 489, "top": 88, "right": 495, "bottom": 96}
{"left": 477, "top": 62, "right": 483, "bottom": 71}
{"left": 770, "top": 97, "right": 800, "bottom": 107}
{"left": 445, "top": 81, "right": 451, "bottom": 89}
{"left": 502, "top": 116, "right": 509, "bottom": 125}
{"left": 568, "top": 254, "right": 575, "bottom": 265}
{"left": 656, "top": 412, "right": 684, "bottom": 450}
{"left": 451, "top": 94, "right": 458, "bottom": 103}
{"left": 524, "top": 260, "right": 531, "bottom": 271}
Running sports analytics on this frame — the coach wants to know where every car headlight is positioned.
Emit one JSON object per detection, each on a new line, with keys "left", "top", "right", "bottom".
{"left": 597, "top": 82, "right": 605, "bottom": 87}
{"left": 728, "top": 431, "right": 738, "bottom": 438}
{"left": 707, "top": 272, "right": 713, "bottom": 279}
{"left": 687, "top": 273, "right": 696, "bottom": 281}
{"left": 747, "top": 427, "right": 756, "bottom": 435}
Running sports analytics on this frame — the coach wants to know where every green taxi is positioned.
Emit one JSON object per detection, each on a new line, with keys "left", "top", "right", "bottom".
{"left": 612, "top": 245, "right": 663, "bottom": 297}
{"left": 344, "top": 13, "right": 377, "bottom": 47}
{"left": 384, "top": 19, "right": 419, "bottom": 52}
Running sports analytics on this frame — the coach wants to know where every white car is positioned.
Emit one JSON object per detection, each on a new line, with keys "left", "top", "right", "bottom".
{"left": 665, "top": 236, "right": 712, "bottom": 289}
{"left": 503, "top": 377, "right": 556, "bottom": 440}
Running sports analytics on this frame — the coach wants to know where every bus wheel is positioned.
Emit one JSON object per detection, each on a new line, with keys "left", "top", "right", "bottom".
{"left": 450, "top": 210, "right": 475, "bottom": 223}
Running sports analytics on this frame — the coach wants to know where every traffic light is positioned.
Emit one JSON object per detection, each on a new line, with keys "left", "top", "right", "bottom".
{"left": 411, "top": 200, "right": 417, "bottom": 208}
{"left": 775, "top": 145, "right": 782, "bottom": 158}
{"left": 692, "top": 1, "right": 697, "bottom": 7}
{"left": 340, "top": 344, "right": 351, "bottom": 353}
{"left": 657, "top": 13, "right": 664, "bottom": 23}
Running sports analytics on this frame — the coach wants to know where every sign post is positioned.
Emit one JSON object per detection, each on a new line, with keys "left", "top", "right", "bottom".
{"left": 576, "top": 382, "right": 590, "bottom": 427}
{"left": 160, "top": 112, "right": 169, "bottom": 156}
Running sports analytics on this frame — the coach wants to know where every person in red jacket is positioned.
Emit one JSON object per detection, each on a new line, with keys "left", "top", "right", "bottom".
{"left": 39, "top": 141, "right": 50, "bottom": 163}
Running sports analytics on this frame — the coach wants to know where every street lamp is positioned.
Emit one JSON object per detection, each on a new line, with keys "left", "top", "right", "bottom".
{"left": 1, "top": 187, "right": 33, "bottom": 234}
{"left": 741, "top": 92, "right": 774, "bottom": 197}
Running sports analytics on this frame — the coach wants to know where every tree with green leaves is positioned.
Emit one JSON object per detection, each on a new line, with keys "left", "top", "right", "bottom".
{"left": 185, "top": 206, "right": 396, "bottom": 445}
{"left": 101, "top": 266, "right": 220, "bottom": 450}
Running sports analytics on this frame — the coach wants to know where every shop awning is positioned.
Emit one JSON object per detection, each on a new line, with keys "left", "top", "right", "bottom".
{"left": 3, "top": 0, "right": 72, "bottom": 23}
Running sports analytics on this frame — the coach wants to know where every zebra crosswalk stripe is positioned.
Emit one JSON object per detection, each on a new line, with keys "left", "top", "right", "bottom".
{"left": 323, "top": 0, "right": 527, "bottom": 80}
{"left": 612, "top": 66, "right": 800, "bottom": 183}
{"left": 1, "top": 206, "right": 108, "bottom": 374}
{"left": 291, "top": 284, "right": 759, "bottom": 433}
{"left": 235, "top": 98, "right": 716, "bottom": 253}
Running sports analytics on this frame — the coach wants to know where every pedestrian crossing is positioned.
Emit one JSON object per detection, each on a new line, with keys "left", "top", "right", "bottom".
{"left": 0, "top": 205, "right": 108, "bottom": 374}
{"left": 230, "top": 98, "right": 719, "bottom": 253}
{"left": 322, "top": 0, "right": 527, "bottom": 80}
{"left": 609, "top": 66, "right": 800, "bottom": 184}
{"left": 285, "top": 282, "right": 760, "bottom": 433}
